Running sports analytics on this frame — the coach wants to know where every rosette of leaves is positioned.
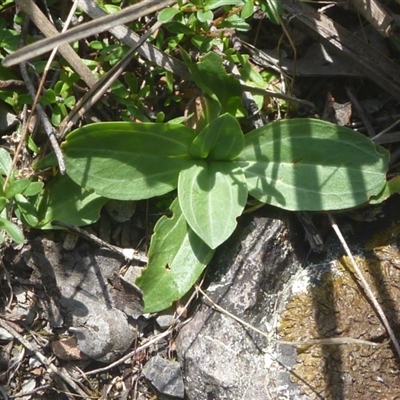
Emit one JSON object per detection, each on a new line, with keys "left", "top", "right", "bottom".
{"left": 58, "top": 52, "right": 389, "bottom": 312}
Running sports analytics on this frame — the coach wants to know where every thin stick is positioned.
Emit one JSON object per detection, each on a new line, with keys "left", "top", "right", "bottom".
{"left": 350, "top": 0, "right": 394, "bottom": 37}
{"left": 327, "top": 213, "right": 400, "bottom": 359}
{"left": 278, "top": 337, "right": 388, "bottom": 347}
{"left": 373, "top": 117, "right": 400, "bottom": 143}
{"left": 86, "top": 318, "right": 191, "bottom": 376}
{"left": 18, "top": 63, "right": 65, "bottom": 176}
{"left": 85, "top": 280, "right": 199, "bottom": 376}
{"left": 85, "top": 329, "right": 173, "bottom": 376}
{"left": 51, "top": 220, "right": 148, "bottom": 263}
{"left": 2, "top": 0, "right": 178, "bottom": 67}
{"left": 0, "top": 317, "right": 89, "bottom": 398}
{"left": 346, "top": 86, "right": 375, "bottom": 138}
{"left": 15, "top": 0, "right": 96, "bottom": 87}
{"left": 198, "top": 285, "right": 385, "bottom": 349}
{"left": 59, "top": 19, "right": 163, "bottom": 136}
{"left": 76, "top": 0, "right": 191, "bottom": 81}
{"left": 35, "top": 0, "right": 80, "bottom": 100}
{"left": 197, "top": 286, "right": 271, "bottom": 340}
{"left": 8, "top": 1, "right": 80, "bottom": 182}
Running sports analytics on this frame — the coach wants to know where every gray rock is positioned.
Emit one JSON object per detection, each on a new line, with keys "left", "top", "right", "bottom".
{"left": 0, "top": 327, "right": 13, "bottom": 341}
{"left": 176, "top": 200, "right": 400, "bottom": 399}
{"left": 21, "top": 238, "right": 142, "bottom": 362}
{"left": 0, "top": 108, "right": 17, "bottom": 133}
{"left": 69, "top": 308, "right": 133, "bottom": 363}
{"left": 142, "top": 355, "right": 184, "bottom": 398}
{"left": 176, "top": 211, "right": 305, "bottom": 400}
{"left": 156, "top": 312, "right": 174, "bottom": 330}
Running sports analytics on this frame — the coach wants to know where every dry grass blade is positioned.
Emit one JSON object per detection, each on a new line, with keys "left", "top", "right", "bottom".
{"left": 280, "top": 0, "right": 400, "bottom": 100}
{"left": 327, "top": 213, "right": 400, "bottom": 360}
{"left": 77, "top": 0, "right": 191, "bottom": 80}
{"left": 59, "top": 19, "right": 163, "bottom": 136}
{"left": 2, "top": 0, "right": 178, "bottom": 67}
{"left": 350, "top": 0, "right": 394, "bottom": 36}
{"left": 15, "top": 0, "right": 96, "bottom": 88}
{"left": 51, "top": 220, "right": 148, "bottom": 263}
{"left": 0, "top": 317, "right": 90, "bottom": 398}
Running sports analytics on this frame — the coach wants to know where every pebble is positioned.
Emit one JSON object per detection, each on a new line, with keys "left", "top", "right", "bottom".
{"left": 142, "top": 355, "right": 184, "bottom": 398}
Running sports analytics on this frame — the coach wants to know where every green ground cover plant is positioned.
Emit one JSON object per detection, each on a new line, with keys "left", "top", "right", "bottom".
{"left": 57, "top": 52, "right": 389, "bottom": 312}
{"left": 0, "top": 149, "right": 43, "bottom": 244}
{"left": 0, "top": 0, "right": 396, "bottom": 313}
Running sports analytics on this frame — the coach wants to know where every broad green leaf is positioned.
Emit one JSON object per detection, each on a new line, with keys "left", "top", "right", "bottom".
{"left": 62, "top": 122, "right": 196, "bottom": 200}
{"left": 178, "top": 160, "right": 247, "bottom": 248}
{"left": 27, "top": 136, "right": 40, "bottom": 154}
{"left": 204, "top": 0, "right": 243, "bottom": 10}
{"left": 33, "top": 152, "right": 58, "bottom": 170}
{"left": 89, "top": 40, "right": 105, "bottom": 50}
{"left": 191, "top": 35, "right": 214, "bottom": 52}
{"left": 136, "top": 198, "right": 214, "bottom": 312}
{"left": 5, "top": 178, "right": 31, "bottom": 199}
{"left": 0, "top": 148, "right": 12, "bottom": 175}
{"left": 181, "top": 50, "right": 242, "bottom": 115}
{"left": 164, "top": 21, "right": 195, "bottom": 35}
{"left": 14, "top": 194, "right": 38, "bottom": 227}
{"left": 368, "top": 175, "right": 400, "bottom": 205}
{"left": 23, "top": 181, "right": 44, "bottom": 197}
{"left": 189, "top": 113, "right": 244, "bottom": 160}
{"left": 197, "top": 9, "right": 213, "bottom": 22}
{"left": 0, "top": 217, "right": 24, "bottom": 244}
{"left": 157, "top": 8, "right": 180, "bottom": 23}
{"left": 51, "top": 105, "right": 62, "bottom": 126}
{"left": 235, "top": 53, "right": 267, "bottom": 87}
{"left": 216, "top": 14, "right": 251, "bottom": 31}
{"left": 241, "top": 0, "right": 254, "bottom": 19}
{"left": 36, "top": 174, "right": 108, "bottom": 229}
{"left": 237, "top": 118, "right": 389, "bottom": 211}
{"left": 40, "top": 88, "right": 56, "bottom": 105}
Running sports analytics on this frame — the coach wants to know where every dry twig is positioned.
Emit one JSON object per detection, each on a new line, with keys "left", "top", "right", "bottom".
{"left": 327, "top": 213, "right": 400, "bottom": 360}
{"left": 3, "top": 0, "right": 180, "bottom": 67}
{"left": 280, "top": 0, "right": 400, "bottom": 100}
{"left": 15, "top": 0, "right": 96, "bottom": 88}
{"left": 59, "top": 19, "right": 164, "bottom": 136}
{"left": 0, "top": 317, "right": 89, "bottom": 398}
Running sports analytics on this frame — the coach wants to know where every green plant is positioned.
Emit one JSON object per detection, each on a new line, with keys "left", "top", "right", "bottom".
{"left": 40, "top": 73, "right": 77, "bottom": 127}
{"left": 44, "top": 51, "right": 390, "bottom": 312}
{"left": 0, "top": 147, "right": 104, "bottom": 244}
{"left": 34, "top": 173, "right": 108, "bottom": 230}
{"left": 1, "top": 0, "right": 393, "bottom": 313}
{"left": 158, "top": 0, "right": 257, "bottom": 52}
{"left": 0, "top": 148, "right": 43, "bottom": 244}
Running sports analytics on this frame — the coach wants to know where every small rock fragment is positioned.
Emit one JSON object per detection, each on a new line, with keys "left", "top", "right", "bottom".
{"left": 70, "top": 308, "right": 134, "bottom": 363}
{"left": 0, "top": 108, "right": 17, "bottom": 133}
{"left": 142, "top": 355, "right": 184, "bottom": 398}
{"left": 0, "top": 327, "right": 13, "bottom": 341}
{"left": 156, "top": 312, "right": 174, "bottom": 330}
{"left": 52, "top": 337, "right": 89, "bottom": 361}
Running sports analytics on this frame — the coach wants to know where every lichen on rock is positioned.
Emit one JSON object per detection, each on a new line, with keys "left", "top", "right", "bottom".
{"left": 278, "top": 236, "right": 400, "bottom": 399}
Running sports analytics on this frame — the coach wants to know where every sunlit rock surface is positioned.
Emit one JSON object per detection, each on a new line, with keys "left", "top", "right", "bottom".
{"left": 177, "top": 198, "right": 400, "bottom": 399}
